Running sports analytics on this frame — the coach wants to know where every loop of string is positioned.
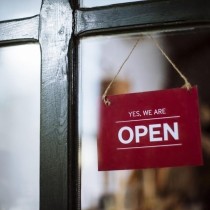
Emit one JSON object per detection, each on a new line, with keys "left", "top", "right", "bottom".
{"left": 102, "top": 36, "right": 192, "bottom": 105}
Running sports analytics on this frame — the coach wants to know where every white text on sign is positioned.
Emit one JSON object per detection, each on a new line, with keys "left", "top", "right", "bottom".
{"left": 128, "top": 108, "right": 167, "bottom": 118}
{"left": 118, "top": 122, "right": 179, "bottom": 144}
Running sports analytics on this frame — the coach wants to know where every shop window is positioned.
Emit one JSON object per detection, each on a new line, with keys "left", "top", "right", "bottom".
{"left": 81, "top": 29, "right": 210, "bottom": 210}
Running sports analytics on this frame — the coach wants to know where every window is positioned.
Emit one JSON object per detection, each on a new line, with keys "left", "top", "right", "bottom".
{"left": 80, "top": 29, "right": 210, "bottom": 210}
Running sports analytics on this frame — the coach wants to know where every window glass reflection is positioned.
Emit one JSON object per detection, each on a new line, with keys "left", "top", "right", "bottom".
{"left": 0, "top": 0, "right": 41, "bottom": 21}
{"left": 0, "top": 44, "right": 40, "bottom": 210}
{"left": 81, "top": 29, "right": 210, "bottom": 210}
{"left": 80, "top": 0, "right": 144, "bottom": 8}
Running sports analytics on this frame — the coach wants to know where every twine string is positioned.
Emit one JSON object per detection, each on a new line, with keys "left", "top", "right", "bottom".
{"left": 102, "top": 38, "right": 141, "bottom": 106}
{"left": 149, "top": 35, "right": 192, "bottom": 90}
{"left": 102, "top": 36, "right": 192, "bottom": 106}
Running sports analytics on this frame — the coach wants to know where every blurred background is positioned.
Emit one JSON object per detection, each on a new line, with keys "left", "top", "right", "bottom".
{"left": 1, "top": 1, "right": 210, "bottom": 210}
{"left": 81, "top": 30, "right": 210, "bottom": 210}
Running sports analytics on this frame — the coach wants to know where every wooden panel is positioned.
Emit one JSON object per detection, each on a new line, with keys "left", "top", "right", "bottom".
{"left": 75, "top": 0, "right": 210, "bottom": 36}
{"left": 0, "top": 16, "right": 39, "bottom": 43}
{"left": 39, "top": 0, "right": 73, "bottom": 209}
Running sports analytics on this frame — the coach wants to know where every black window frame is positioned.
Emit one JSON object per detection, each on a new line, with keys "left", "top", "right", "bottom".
{"left": 1, "top": 0, "right": 210, "bottom": 209}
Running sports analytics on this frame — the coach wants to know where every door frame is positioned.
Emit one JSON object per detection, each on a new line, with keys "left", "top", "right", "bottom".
{"left": 0, "top": 0, "right": 210, "bottom": 209}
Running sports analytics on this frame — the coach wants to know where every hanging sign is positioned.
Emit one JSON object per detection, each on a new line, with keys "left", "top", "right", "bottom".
{"left": 98, "top": 86, "right": 203, "bottom": 171}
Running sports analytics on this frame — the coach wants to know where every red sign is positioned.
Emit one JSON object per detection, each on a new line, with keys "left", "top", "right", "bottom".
{"left": 98, "top": 86, "right": 203, "bottom": 171}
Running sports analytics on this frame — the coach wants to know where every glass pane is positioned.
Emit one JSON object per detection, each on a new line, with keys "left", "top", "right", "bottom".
{"left": 81, "top": 29, "right": 210, "bottom": 210}
{"left": 0, "top": 43, "right": 40, "bottom": 210}
{"left": 81, "top": 0, "right": 144, "bottom": 8}
{"left": 0, "top": 0, "right": 42, "bottom": 21}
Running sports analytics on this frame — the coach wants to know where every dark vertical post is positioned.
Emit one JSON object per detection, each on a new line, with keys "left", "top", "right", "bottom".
{"left": 39, "top": 0, "right": 72, "bottom": 209}
{"left": 68, "top": 35, "right": 81, "bottom": 210}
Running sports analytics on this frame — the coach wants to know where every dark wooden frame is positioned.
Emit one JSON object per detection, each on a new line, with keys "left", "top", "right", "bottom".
{"left": 0, "top": 0, "right": 210, "bottom": 209}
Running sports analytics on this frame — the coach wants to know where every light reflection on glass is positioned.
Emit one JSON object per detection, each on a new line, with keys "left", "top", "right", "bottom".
{"left": 80, "top": 0, "right": 144, "bottom": 8}
{"left": 0, "top": 0, "right": 42, "bottom": 21}
{"left": 0, "top": 44, "right": 40, "bottom": 210}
